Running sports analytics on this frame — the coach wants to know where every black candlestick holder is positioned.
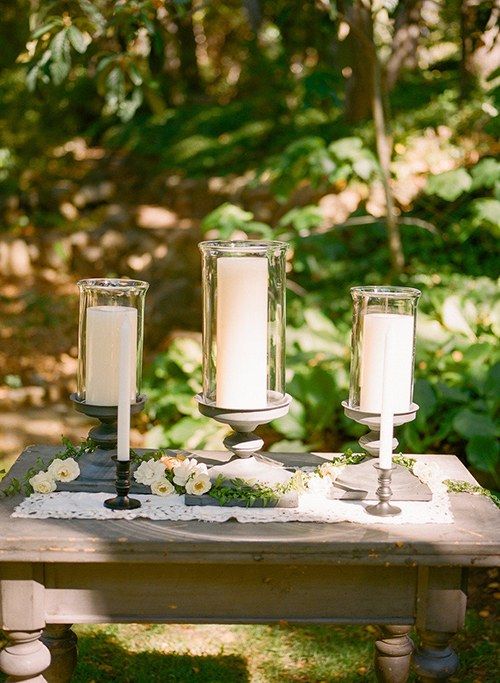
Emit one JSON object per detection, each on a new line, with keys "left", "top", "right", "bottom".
{"left": 104, "top": 457, "right": 141, "bottom": 510}
{"left": 70, "top": 393, "right": 147, "bottom": 450}
{"left": 366, "top": 464, "right": 401, "bottom": 517}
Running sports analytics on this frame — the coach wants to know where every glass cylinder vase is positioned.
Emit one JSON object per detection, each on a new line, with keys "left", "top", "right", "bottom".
{"left": 76, "top": 278, "right": 149, "bottom": 406}
{"left": 199, "top": 240, "right": 288, "bottom": 410}
{"left": 348, "top": 286, "right": 421, "bottom": 414}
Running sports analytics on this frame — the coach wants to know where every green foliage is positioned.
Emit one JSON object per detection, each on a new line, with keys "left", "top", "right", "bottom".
{"left": 0, "top": 438, "right": 96, "bottom": 497}
{"left": 201, "top": 203, "right": 272, "bottom": 239}
{"left": 260, "top": 136, "right": 378, "bottom": 201}
{"left": 143, "top": 337, "right": 227, "bottom": 450}
{"left": 425, "top": 168, "right": 473, "bottom": 201}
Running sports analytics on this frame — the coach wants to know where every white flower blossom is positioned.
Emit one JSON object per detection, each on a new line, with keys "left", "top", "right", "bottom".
{"left": 29, "top": 471, "right": 57, "bottom": 494}
{"left": 173, "top": 458, "right": 199, "bottom": 486}
{"left": 307, "top": 473, "right": 332, "bottom": 496}
{"left": 47, "top": 458, "right": 80, "bottom": 483}
{"left": 318, "top": 462, "right": 345, "bottom": 481}
{"left": 193, "top": 462, "right": 208, "bottom": 477}
{"left": 134, "top": 459, "right": 166, "bottom": 486}
{"left": 185, "top": 473, "right": 212, "bottom": 496}
{"left": 151, "top": 478, "right": 175, "bottom": 496}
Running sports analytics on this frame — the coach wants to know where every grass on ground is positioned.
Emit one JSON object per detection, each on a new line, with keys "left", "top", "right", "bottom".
{"left": 0, "top": 608, "right": 498, "bottom": 682}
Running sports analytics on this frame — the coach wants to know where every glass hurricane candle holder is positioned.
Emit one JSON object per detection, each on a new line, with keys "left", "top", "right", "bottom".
{"left": 343, "top": 285, "right": 421, "bottom": 458}
{"left": 349, "top": 286, "right": 421, "bottom": 413}
{"left": 199, "top": 240, "right": 288, "bottom": 409}
{"left": 76, "top": 278, "right": 148, "bottom": 404}
{"left": 197, "top": 240, "right": 290, "bottom": 459}
{"left": 71, "top": 278, "right": 149, "bottom": 450}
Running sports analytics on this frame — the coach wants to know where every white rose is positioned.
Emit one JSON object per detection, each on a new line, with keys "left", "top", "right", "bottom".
{"left": 47, "top": 458, "right": 80, "bottom": 483}
{"left": 134, "top": 459, "right": 166, "bottom": 486}
{"left": 185, "top": 473, "right": 212, "bottom": 496}
{"left": 193, "top": 462, "right": 208, "bottom": 477}
{"left": 151, "top": 478, "right": 175, "bottom": 496}
{"left": 29, "top": 471, "right": 57, "bottom": 494}
{"left": 173, "top": 458, "right": 198, "bottom": 486}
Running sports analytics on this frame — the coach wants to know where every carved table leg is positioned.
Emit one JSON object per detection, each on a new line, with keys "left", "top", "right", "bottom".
{"left": 0, "top": 629, "right": 51, "bottom": 682}
{"left": 374, "top": 625, "right": 413, "bottom": 682}
{"left": 41, "top": 624, "right": 78, "bottom": 683}
{"left": 413, "top": 630, "right": 459, "bottom": 681}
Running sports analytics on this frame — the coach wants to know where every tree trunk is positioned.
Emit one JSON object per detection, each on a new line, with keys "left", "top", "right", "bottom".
{"left": 373, "top": 52, "right": 405, "bottom": 274}
{"left": 344, "top": 2, "right": 374, "bottom": 122}
{"left": 176, "top": 3, "right": 201, "bottom": 95}
{"left": 243, "top": 0, "right": 262, "bottom": 34}
{"left": 385, "top": 0, "right": 424, "bottom": 91}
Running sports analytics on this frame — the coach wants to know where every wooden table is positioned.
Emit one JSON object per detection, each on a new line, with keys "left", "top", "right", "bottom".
{"left": 0, "top": 447, "right": 499, "bottom": 683}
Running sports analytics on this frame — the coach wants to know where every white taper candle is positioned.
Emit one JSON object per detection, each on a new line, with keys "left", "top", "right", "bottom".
{"left": 117, "top": 318, "right": 132, "bottom": 462}
{"left": 378, "top": 327, "right": 395, "bottom": 470}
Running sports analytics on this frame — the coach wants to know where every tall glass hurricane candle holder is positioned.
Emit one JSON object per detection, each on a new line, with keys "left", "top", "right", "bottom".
{"left": 196, "top": 241, "right": 290, "bottom": 459}
{"left": 342, "top": 286, "right": 421, "bottom": 458}
{"left": 71, "top": 278, "right": 149, "bottom": 449}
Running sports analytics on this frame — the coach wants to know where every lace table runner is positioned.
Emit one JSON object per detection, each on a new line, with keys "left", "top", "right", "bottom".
{"left": 12, "top": 467, "right": 453, "bottom": 524}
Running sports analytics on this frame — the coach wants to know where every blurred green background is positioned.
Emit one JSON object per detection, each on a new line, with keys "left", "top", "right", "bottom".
{"left": 0, "top": 1, "right": 498, "bottom": 480}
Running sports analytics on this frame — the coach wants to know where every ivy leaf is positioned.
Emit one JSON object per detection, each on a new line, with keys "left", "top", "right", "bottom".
{"left": 425, "top": 168, "right": 472, "bottom": 201}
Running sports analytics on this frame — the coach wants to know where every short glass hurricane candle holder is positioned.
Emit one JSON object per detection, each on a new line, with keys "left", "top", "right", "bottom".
{"left": 348, "top": 286, "right": 421, "bottom": 414}
{"left": 199, "top": 240, "right": 288, "bottom": 410}
{"left": 76, "top": 279, "right": 149, "bottom": 406}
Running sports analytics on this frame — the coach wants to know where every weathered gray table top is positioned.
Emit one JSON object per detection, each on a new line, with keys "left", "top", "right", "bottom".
{"left": 1, "top": 446, "right": 499, "bottom": 567}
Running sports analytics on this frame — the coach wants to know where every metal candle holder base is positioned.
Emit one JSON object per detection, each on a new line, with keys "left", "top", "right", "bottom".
{"left": 196, "top": 393, "right": 291, "bottom": 460}
{"left": 342, "top": 401, "right": 419, "bottom": 457}
{"left": 104, "top": 457, "right": 141, "bottom": 510}
{"left": 366, "top": 464, "right": 401, "bottom": 517}
{"left": 70, "top": 393, "right": 147, "bottom": 450}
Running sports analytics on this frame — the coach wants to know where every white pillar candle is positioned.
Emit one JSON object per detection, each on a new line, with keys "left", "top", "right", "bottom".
{"left": 359, "top": 313, "right": 414, "bottom": 413}
{"left": 85, "top": 306, "right": 137, "bottom": 406}
{"left": 378, "top": 328, "right": 395, "bottom": 469}
{"left": 216, "top": 256, "right": 268, "bottom": 408}
{"left": 117, "top": 319, "right": 132, "bottom": 461}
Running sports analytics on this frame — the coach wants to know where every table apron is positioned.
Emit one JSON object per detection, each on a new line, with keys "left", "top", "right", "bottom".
{"left": 35, "top": 562, "right": 420, "bottom": 625}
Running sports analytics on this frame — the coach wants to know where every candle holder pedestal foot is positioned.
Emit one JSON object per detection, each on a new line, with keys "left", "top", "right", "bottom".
{"left": 70, "top": 393, "right": 146, "bottom": 450}
{"left": 196, "top": 393, "right": 291, "bottom": 463}
{"left": 366, "top": 465, "right": 401, "bottom": 517}
{"left": 104, "top": 457, "right": 141, "bottom": 510}
{"left": 342, "top": 402, "right": 418, "bottom": 458}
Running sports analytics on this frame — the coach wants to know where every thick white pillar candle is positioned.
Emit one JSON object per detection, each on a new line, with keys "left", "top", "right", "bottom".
{"left": 378, "top": 328, "right": 395, "bottom": 469}
{"left": 216, "top": 256, "right": 268, "bottom": 408}
{"left": 85, "top": 306, "right": 137, "bottom": 406}
{"left": 117, "top": 319, "right": 133, "bottom": 461}
{"left": 359, "top": 313, "right": 414, "bottom": 413}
